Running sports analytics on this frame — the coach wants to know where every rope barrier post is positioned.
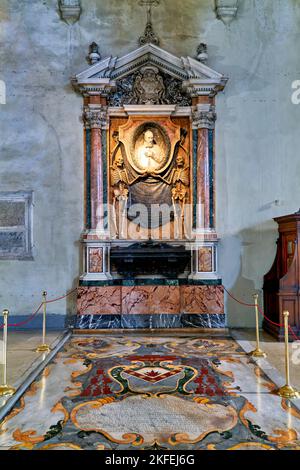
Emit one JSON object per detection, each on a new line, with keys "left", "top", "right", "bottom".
{"left": 275, "top": 311, "right": 299, "bottom": 399}
{"left": 35, "top": 291, "right": 51, "bottom": 353}
{"left": 0, "top": 309, "right": 16, "bottom": 397}
{"left": 249, "top": 294, "right": 267, "bottom": 358}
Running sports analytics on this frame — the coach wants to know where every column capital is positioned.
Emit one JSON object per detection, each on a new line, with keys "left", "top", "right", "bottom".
{"left": 83, "top": 104, "right": 108, "bottom": 129}
{"left": 192, "top": 104, "right": 216, "bottom": 129}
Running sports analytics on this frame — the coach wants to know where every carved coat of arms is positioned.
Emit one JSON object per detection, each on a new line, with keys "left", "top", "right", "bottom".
{"left": 131, "top": 65, "right": 166, "bottom": 104}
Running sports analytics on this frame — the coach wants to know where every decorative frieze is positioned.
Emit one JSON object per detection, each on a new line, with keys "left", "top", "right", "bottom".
{"left": 58, "top": 0, "right": 81, "bottom": 24}
{"left": 192, "top": 104, "right": 216, "bottom": 129}
{"left": 215, "top": 0, "right": 239, "bottom": 25}
{"left": 83, "top": 105, "right": 108, "bottom": 129}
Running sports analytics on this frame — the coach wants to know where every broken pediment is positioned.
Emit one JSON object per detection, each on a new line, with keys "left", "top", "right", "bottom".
{"left": 73, "top": 43, "right": 228, "bottom": 101}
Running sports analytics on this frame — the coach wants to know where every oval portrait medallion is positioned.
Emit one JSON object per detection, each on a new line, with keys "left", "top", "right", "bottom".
{"left": 129, "top": 122, "right": 171, "bottom": 174}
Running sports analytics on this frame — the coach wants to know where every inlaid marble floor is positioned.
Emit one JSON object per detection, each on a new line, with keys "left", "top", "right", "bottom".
{"left": 0, "top": 334, "right": 300, "bottom": 450}
{"left": 1, "top": 331, "right": 65, "bottom": 389}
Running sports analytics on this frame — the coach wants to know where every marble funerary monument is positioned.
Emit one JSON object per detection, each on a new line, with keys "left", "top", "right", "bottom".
{"left": 72, "top": 23, "right": 228, "bottom": 330}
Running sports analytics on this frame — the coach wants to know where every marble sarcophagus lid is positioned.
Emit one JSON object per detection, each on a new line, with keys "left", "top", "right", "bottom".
{"left": 110, "top": 241, "right": 191, "bottom": 277}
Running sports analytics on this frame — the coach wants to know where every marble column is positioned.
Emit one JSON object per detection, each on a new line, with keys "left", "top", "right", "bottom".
{"left": 192, "top": 103, "right": 216, "bottom": 234}
{"left": 190, "top": 102, "right": 218, "bottom": 279}
{"left": 84, "top": 104, "right": 108, "bottom": 236}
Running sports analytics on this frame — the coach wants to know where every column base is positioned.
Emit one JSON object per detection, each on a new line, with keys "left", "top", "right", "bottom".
{"left": 80, "top": 273, "right": 113, "bottom": 281}
{"left": 0, "top": 385, "right": 16, "bottom": 397}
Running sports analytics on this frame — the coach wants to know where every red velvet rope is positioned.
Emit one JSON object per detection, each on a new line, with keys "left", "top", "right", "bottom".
{"left": 0, "top": 287, "right": 77, "bottom": 329}
{"left": 1, "top": 285, "right": 300, "bottom": 341}
{"left": 222, "top": 286, "right": 256, "bottom": 307}
{"left": 224, "top": 286, "right": 300, "bottom": 341}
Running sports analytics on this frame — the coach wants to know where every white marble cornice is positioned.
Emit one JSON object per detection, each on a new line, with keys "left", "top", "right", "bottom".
{"left": 107, "top": 105, "right": 192, "bottom": 118}
{"left": 73, "top": 43, "right": 228, "bottom": 100}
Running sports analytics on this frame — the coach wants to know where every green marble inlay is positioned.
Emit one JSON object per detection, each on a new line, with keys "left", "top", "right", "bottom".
{"left": 79, "top": 278, "right": 223, "bottom": 287}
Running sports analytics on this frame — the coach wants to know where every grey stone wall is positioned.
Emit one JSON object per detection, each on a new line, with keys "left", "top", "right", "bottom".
{"left": 0, "top": 0, "right": 300, "bottom": 326}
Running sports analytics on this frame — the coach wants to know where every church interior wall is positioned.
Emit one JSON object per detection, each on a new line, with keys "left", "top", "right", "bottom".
{"left": 1, "top": 0, "right": 300, "bottom": 327}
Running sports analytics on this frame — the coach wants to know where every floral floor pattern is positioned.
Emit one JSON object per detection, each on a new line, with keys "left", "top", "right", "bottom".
{"left": 0, "top": 334, "right": 300, "bottom": 450}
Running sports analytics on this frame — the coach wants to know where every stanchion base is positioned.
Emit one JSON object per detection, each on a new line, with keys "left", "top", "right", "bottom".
{"left": 35, "top": 344, "right": 51, "bottom": 353}
{"left": 274, "top": 384, "right": 300, "bottom": 399}
{"left": 249, "top": 348, "right": 267, "bottom": 358}
{"left": 0, "top": 385, "right": 16, "bottom": 397}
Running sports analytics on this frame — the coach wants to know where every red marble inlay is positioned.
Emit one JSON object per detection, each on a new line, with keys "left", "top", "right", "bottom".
{"left": 77, "top": 285, "right": 224, "bottom": 316}
{"left": 88, "top": 248, "right": 103, "bottom": 273}
{"left": 77, "top": 286, "right": 121, "bottom": 315}
{"left": 182, "top": 285, "right": 224, "bottom": 314}
{"left": 81, "top": 368, "right": 113, "bottom": 397}
{"left": 122, "top": 286, "right": 180, "bottom": 314}
{"left": 198, "top": 247, "right": 213, "bottom": 272}
{"left": 193, "top": 363, "right": 225, "bottom": 396}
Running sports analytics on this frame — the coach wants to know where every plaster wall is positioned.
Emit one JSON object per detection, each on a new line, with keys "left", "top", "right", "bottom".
{"left": 0, "top": 0, "right": 299, "bottom": 327}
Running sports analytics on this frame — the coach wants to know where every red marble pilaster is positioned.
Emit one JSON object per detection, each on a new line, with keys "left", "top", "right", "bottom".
{"left": 90, "top": 126, "right": 103, "bottom": 230}
{"left": 197, "top": 128, "right": 210, "bottom": 230}
{"left": 84, "top": 102, "right": 107, "bottom": 235}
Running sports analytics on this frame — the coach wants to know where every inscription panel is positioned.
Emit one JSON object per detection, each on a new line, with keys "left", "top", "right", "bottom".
{"left": 0, "top": 192, "right": 33, "bottom": 259}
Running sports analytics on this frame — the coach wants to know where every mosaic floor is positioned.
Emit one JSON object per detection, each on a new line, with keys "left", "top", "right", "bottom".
{"left": 0, "top": 334, "right": 300, "bottom": 450}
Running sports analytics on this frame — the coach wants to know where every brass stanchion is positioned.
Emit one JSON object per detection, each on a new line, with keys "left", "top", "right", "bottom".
{"left": 249, "top": 294, "right": 267, "bottom": 358}
{"left": 35, "top": 291, "right": 51, "bottom": 353}
{"left": 0, "top": 309, "right": 16, "bottom": 397}
{"left": 275, "top": 311, "right": 300, "bottom": 399}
